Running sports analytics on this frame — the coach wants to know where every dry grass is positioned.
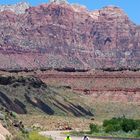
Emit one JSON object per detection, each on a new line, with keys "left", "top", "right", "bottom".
{"left": 19, "top": 101, "right": 140, "bottom": 131}
{"left": 19, "top": 114, "right": 94, "bottom": 131}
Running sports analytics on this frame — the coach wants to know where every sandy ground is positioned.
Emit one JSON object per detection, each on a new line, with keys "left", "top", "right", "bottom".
{"left": 40, "top": 131, "right": 108, "bottom": 140}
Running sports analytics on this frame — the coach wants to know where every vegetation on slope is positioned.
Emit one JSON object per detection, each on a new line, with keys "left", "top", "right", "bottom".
{"left": 69, "top": 116, "right": 140, "bottom": 138}
{"left": 0, "top": 75, "right": 93, "bottom": 117}
{"left": 7, "top": 131, "right": 52, "bottom": 140}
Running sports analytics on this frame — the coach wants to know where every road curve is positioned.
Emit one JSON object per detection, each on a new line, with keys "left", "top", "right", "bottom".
{"left": 39, "top": 131, "right": 108, "bottom": 140}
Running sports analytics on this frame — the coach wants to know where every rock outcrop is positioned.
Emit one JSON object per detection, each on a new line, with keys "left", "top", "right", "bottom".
{"left": 0, "top": 3, "right": 139, "bottom": 70}
{"left": 0, "top": 75, "right": 93, "bottom": 116}
{"left": 38, "top": 70, "right": 140, "bottom": 102}
{"left": 0, "top": 2, "right": 29, "bottom": 14}
{"left": 49, "top": 0, "right": 68, "bottom": 4}
{"left": 0, "top": 123, "right": 10, "bottom": 140}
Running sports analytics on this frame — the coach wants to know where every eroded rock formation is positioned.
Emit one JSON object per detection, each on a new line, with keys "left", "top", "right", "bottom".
{"left": 38, "top": 70, "right": 140, "bottom": 102}
{"left": 0, "top": 3, "right": 139, "bottom": 70}
{"left": 0, "top": 2, "right": 29, "bottom": 14}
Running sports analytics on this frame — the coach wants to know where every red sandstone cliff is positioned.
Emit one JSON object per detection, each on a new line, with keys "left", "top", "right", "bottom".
{"left": 0, "top": 3, "right": 139, "bottom": 70}
{"left": 38, "top": 70, "right": 140, "bottom": 102}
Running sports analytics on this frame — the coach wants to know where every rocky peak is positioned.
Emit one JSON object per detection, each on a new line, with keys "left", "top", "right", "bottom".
{"left": 101, "top": 6, "right": 125, "bottom": 14}
{"left": 49, "top": 0, "right": 68, "bottom": 4}
{"left": 98, "top": 6, "right": 129, "bottom": 21}
{"left": 0, "top": 2, "right": 30, "bottom": 14}
{"left": 71, "top": 4, "right": 88, "bottom": 13}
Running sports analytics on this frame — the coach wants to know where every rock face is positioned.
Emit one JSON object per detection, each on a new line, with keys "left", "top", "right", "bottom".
{"left": 38, "top": 71, "right": 140, "bottom": 102}
{"left": 0, "top": 2, "right": 29, "bottom": 14}
{"left": 0, "top": 3, "right": 139, "bottom": 70}
{"left": 0, "top": 75, "right": 94, "bottom": 116}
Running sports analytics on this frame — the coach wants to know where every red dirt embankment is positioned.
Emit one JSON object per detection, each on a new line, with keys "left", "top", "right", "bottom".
{"left": 37, "top": 70, "right": 140, "bottom": 102}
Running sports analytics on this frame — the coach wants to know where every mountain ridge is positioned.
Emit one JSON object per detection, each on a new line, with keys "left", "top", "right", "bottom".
{"left": 0, "top": 2, "right": 30, "bottom": 14}
{"left": 0, "top": 2, "right": 139, "bottom": 70}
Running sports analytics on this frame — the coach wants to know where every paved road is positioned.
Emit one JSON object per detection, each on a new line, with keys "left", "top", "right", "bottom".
{"left": 40, "top": 131, "right": 108, "bottom": 140}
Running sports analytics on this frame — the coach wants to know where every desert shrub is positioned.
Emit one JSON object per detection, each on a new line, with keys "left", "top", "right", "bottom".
{"left": 89, "top": 124, "right": 99, "bottom": 133}
{"left": 105, "top": 124, "right": 122, "bottom": 133}
{"left": 103, "top": 118, "right": 120, "bottom": 127}
{"left": 103, "top": 117, "right": 140, "bottom": 133}
{"left": 136, "top": 128, "right": 140, "bottom": 137}
{"left": 136, "top": 120, "right": 140, "bottom": 128}
{"left": 121, "top": 118, "right": 137, "bottom": 132}
{"left": 12, "top": 82, "right": 20, "bottom": 88}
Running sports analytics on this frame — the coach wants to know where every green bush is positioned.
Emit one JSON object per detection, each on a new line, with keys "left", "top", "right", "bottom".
{"left": 136, "top": 120, "right": 140, "bottom": 128}
{"left": 103, "top": 117, "right": 123, "bottom": 127}
{"left": 103, "top": 117, "right": 140, "bottom": 133}
{"left": 105, "top": 124, "right": 122, "bottom": 133}
{"left": 89, "top": 124, "right": 99, "bottom": 133}
{"left": 136, "top": 128, "right": 140, "bottom": 137}
{"left": 121, "top": 119, "right": 137, "bottom": 132}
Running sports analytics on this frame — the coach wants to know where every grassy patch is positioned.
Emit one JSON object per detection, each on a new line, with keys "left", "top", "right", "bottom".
{"left": 28, "top": 131, "right": 52, "bottom": 140}
{"left": 7, "top": 131, "right": 53, "bottom": 140}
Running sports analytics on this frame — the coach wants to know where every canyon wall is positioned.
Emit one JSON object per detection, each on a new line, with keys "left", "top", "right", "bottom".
{"left": 0, "top": 3, "right": 139, "bottom": 70}
{"left": 38, "top": 71, "right": 140, "bottom": 102}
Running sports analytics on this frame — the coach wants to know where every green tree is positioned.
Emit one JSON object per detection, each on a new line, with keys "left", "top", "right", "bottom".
{"left": 121, "top": 119, "right": 137, "bottom": 132}
{"left": 89, "top": 124, "right": 99, "bottom": 133}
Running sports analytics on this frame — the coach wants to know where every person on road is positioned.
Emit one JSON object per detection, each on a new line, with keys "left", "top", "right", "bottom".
{"left": 83, "top": 135, "right": 89, "bottom": 140}
{"left": 65, "top": 135, "right": 71, "bottom": 140}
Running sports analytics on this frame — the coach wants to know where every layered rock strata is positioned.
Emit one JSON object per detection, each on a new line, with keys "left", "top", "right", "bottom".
{"left": 0, "top": 3, "right": 139, "bottom": 70}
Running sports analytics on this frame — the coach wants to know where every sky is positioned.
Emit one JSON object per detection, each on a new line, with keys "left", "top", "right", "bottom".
{"left": 0, "top": 0, "right": 140, "bottom": 25}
